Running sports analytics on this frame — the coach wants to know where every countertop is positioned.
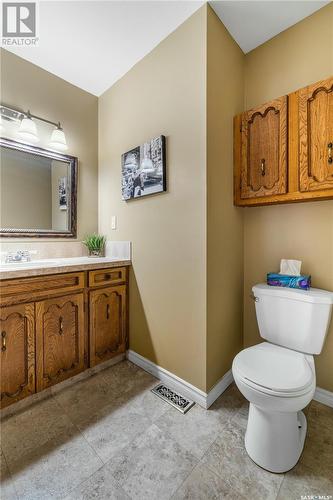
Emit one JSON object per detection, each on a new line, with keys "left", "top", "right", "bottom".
{"left": 0, "top": 256, "right": 131, "bottom": 280}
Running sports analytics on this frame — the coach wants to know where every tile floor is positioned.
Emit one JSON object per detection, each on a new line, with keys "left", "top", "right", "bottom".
{"left": 1, "top": 361, "right": 332, "bottom": 500}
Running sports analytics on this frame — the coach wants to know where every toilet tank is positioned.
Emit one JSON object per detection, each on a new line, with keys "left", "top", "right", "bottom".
{"left": 252, "top": 284, "right": 333, "bottom": 354}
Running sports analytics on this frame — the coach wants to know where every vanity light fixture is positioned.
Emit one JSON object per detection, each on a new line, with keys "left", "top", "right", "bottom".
{"left": 49, "top": 123, "right": 68, "bottom": 151}
{"left": 0, "top": 105, "right": 68, "bottom": 151}
{"left": 17, "top": 111, "right": 39, "bottom": 143}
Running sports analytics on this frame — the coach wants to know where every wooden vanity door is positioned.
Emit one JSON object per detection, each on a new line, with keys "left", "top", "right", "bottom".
{"left": 36, "top": 293, "right": 85, "bottom": 391}
{"left": 89, "top": 285, "right": 126, "bottom": 367}
{"left": 299, "top": 77, "right": 333, "bottom": 192}
{"left": 0, "top": 303, "right": 35, "bottom": 408}
{"left": 240, "top": 96, "right": 288, "bottom": 199}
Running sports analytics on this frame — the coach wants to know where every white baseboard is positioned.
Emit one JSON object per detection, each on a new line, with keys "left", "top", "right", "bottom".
{"left": 206, "top": 370, "right": 234, "bottom": 408}
{"left": 313, "top": 387, "right": 333, "bottom": 408}
{"left": 127, "top": 350, "right": 233, "bottom": 409}
{"left": 127, "top": 350, "right": 333, "bottom": 410}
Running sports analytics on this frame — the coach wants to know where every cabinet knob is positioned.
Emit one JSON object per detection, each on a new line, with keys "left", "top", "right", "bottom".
{"left": 328, "top": 143, "right": 333, "bottom": 164}
{"left": 1, "top": 331, "right": 6, "bottom": 352}
{"left": 59, "top": 317, "right": 64, "bottom": 335}
{"left": 261, "top": 158, "right": 266, "bottom": 176}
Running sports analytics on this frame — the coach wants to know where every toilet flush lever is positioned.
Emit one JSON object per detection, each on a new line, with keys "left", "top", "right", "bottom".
{"left": 250, "top": 294, "right": 259, "bottom": 302}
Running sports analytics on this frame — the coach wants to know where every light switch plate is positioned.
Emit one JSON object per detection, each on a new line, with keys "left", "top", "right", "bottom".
{"left": 111, "top": 216, "right": 117, "bottom": 230}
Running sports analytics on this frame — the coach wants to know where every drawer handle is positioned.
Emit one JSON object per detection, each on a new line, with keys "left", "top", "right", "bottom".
{"left": 106, "top": 304, "right": 110, "bottom": 320}
{"left": 261, "top": 158, "right": 266, "bottom": 176}
{"left": 1, "top": 331, "right": 6, "bottom": 352}
{"left": 59, "top": 317, "right": 64, "bottom": 335}
{"left": 328, "top": 143, "right": 333, "bottom": 164}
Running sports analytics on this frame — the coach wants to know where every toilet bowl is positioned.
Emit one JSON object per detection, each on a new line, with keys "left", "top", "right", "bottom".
{"left": 232, "top": 284, "right": 333, "bottom": 473}
{"left": 233, "top": 342, "right": 315, "bottom": 472}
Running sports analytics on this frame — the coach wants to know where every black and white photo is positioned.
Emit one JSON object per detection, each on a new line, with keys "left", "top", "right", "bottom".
{"left": 121, "top": 135, "right": 166, "bottom": 200}
{"left": 58, "top": 176, "right": 67, "bottom": 210}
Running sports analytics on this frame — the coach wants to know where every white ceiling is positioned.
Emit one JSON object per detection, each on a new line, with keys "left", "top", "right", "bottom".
{"left": 4, "top": 1, "right": 204, "bottom": 96}
{"left": 4, "top": 1, "right": 330, "bottom": 96}
{"left": 210, "top": 1, "right": 330, "bottom": 53}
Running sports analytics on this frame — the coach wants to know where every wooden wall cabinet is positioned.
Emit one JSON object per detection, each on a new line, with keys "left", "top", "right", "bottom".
{"left": 299, "top": 77, "right": 333, "bottom": 193}
{"left": 0, "top": 266, "right": 128, "bottom": 409}
{"left": 240, "top": 96, "right": 288, "bottom": 200}
{"left": 234, "top": 76, "right": 333, "bottom": 206}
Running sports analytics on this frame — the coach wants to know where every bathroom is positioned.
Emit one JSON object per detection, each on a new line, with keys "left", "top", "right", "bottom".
{"left": 0, "top": 1, "right": 332, "bottom": 499}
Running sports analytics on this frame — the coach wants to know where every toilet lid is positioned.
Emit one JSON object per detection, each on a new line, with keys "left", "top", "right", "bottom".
{"left": 233, "top": 343, "right": 313, "bottom": 393}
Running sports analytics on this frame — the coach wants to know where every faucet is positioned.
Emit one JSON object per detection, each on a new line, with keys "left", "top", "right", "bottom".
{"left": 5, "top": 250, "right": 32, "bottom": 263}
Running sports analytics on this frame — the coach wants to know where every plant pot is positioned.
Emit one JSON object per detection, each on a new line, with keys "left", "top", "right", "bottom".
{"left": 88, "top": 248, "right": 104, "bottom": 257}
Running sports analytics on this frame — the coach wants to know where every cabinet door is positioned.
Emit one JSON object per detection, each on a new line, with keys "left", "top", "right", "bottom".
{"left": 89, "top": 285, "right": 127, "bottom": 367}
{"left": 299, "top": 77, "right": 333, "bottom": 192}
{"left": 240, "top": 96, "right": 288, "bottom": 199}
{"left": 36, "top": 293, "right": 84, "bottom": 391}
{"left": 0, "top": 303, "right": 35, "bottom": 408}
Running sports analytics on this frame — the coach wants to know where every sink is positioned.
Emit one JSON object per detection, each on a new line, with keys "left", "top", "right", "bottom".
{"left": 0, "top": 256, "right": 128, "bottom": 274}
{"left": 1, "top": 259, "right": 61, "bottom": 268}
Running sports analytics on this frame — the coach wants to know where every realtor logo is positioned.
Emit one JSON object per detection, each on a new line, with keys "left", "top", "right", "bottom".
{"left": 2, "top": 2, "right": 39, "bottom": 46}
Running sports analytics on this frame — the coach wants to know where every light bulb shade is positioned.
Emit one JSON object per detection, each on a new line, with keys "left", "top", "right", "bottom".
{"left": 141, "top": 157, "right": 154, "bottom": 172}
{"left": 50, "top": 127, "right": 68, "bottom": 151}
{"left": 18, "top": 117, "right": 39, "bottom": 143}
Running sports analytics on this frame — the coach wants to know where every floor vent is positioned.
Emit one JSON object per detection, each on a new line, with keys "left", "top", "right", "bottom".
{"left": 151, "top": 384, "right": 195, "bottom": 414}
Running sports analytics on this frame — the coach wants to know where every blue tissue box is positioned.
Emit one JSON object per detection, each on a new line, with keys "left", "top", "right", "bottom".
{"left": 267, "top": 273, "right": 311, "bottom": 290}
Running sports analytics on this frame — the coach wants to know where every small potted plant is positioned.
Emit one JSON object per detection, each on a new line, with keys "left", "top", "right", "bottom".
{"left": 83, "top": 234, "right": 106, "bottom": 257}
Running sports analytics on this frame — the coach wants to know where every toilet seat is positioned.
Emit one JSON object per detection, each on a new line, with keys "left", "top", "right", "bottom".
{"left": 233, "top": 342, "right": 314, "bottom": 397}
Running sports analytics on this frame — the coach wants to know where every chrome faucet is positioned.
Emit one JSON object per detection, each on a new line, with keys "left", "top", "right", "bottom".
{"left": 5, "top": 250, "right": 32, "bottom": 263}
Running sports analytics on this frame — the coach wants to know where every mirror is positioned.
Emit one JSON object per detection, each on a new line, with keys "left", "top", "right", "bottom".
{"left": 0, "top": 138, "right": 77, "bottom": 237}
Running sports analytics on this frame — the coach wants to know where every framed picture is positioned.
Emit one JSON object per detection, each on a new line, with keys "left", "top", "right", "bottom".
{"left": 121, "top": 135, "right": 166, "bottom": 200}
{"left": 58, "top": 176, "right": 67, "bottom": 210}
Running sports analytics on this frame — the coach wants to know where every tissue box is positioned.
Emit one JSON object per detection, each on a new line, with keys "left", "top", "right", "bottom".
{"left": 267, "top": 273, "right": 311, "bottom": 290}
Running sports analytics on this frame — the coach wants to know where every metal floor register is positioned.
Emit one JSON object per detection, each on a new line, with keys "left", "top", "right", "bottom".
{"left": 151, "top": 383, "right": 195, "bottom": 414}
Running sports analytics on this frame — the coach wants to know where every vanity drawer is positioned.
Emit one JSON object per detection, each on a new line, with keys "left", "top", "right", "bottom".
{"left": 88, "top": 267, "right": 126, "bottom": 288}
{"left": 0, "top": 272, "right": 85, "bottom": 306}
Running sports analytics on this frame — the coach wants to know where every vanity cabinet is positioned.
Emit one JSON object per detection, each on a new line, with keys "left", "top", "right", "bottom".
{"left": 0, "top": 303, "right": 36, "bottom": 408}
{"left": 239, "top": 96, "right": 288, "bottom": 200}
{"left": 89, "top": 285, "right": 127, "bottom": 367}
{"left": 35, "top": 293, "right": 85, "bottom": 391}
{"left": 234, "top": 75, "right": 333, "bottom": 206}
{"left": 0, "top": 265, "right": 129, "bottom": 409}
{"left": 88, "top": 267, "right": 127, "bottom": 288}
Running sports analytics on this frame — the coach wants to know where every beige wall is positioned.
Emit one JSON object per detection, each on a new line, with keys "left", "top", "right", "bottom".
{"left": 206, "top": 6, "right": 244, "bottom": 390}
{"left": 1, "top": 4, "right": 331, "bottom": 393}
{"left": 99, "top": 7, "right": 207, "bottom": 390}
{"left": 0, "top": 49, "right": 98, "bottom": 246}
{"left": 243, "top": 3, "right": 333, "bottom": 391}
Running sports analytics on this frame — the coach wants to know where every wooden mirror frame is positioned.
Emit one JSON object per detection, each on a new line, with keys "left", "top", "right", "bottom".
{"left": 0, "top": 137, "right": 78, "bottom": 238}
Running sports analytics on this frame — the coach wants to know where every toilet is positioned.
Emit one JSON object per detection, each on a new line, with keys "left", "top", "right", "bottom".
{"left": 232, "top": 283, "right": 333, "bottom": 473}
